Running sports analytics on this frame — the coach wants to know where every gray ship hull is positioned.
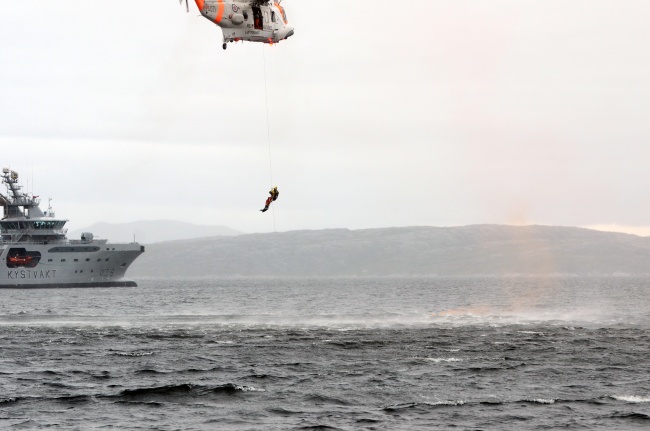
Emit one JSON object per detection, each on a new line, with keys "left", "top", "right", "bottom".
{"left": 0, "top": 243, "right": 144, "bottom": 289}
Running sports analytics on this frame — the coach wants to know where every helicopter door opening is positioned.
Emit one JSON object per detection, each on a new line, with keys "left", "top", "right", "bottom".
{"left": 252, "top": 7, "right": 263, "bottom": 30}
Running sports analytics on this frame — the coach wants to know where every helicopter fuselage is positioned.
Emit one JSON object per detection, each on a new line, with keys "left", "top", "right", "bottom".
{"left": 194, "top": 1, "right": 294, "bottom": 49}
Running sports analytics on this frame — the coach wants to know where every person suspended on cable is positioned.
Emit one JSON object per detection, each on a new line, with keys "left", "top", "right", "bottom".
{"left": 260, "top": 186, "right": 279, "bottom": 212}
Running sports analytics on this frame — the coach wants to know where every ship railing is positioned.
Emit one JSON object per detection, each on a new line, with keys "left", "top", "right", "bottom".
{"left": 0, "top": 229, "right": 67, "bottom": 235}
{"left": 0, "top": 240, "right": 66, "bottom": 245}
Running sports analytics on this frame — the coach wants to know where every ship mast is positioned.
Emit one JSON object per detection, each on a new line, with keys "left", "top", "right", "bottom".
{"left": 1, "top": 168, "right": 45, "bottom": 219}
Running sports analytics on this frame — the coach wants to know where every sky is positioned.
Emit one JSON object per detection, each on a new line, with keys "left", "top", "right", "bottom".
{"left": 1, "top": 1, "right": 650, "bottom": 235}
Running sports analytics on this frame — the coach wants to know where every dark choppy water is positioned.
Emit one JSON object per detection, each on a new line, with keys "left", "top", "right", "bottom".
{"left": 1, "top": 276, "right": 650, "bottom": 430}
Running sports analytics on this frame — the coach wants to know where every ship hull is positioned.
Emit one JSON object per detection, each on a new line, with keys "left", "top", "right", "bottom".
{"left": 0, "top": 243, "right": 144, "bottom": 289}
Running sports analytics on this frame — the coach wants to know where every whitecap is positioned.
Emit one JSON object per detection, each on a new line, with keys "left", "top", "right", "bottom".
{"left": 526, "top": 398, "right": 556, "bottom": 404}
{"left": 612, "top": 395, "right": 650, "bottom": 403}
{"left": 113, "top": 351, "right": 154, "bottom": 357}
{"left": 236, "top": 385, "right": 266, "bottom": 392}
{"left": 425, "top": 400, "right": 465, "bottom": 406}
{"left": 426, "top": 357, "right": 463, "bottom": 363}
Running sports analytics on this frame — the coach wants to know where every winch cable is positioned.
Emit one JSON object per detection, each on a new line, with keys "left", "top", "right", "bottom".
{"left": 262, "top": 45, "right": 277, "bottom": 233}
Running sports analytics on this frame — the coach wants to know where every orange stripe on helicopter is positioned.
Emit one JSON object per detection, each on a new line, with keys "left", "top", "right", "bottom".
{"left": 274, "top": 2, "right": 288, "bottom": 24}
{"left": 215, "top": 0, "right": 225, "bottom": 23}
{"left": 194, "top": 0, "right": 205, "bottom": 11}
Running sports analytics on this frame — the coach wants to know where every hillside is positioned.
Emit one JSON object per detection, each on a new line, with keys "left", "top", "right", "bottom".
{"left": 127, "top": 225, "right": 650, "bottom": 276}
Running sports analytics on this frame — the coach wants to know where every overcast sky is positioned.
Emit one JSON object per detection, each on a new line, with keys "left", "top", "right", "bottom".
{"left": 1, "top": 1, "right": 650, "bottom": 235}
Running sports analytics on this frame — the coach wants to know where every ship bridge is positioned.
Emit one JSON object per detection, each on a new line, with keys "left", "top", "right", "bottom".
{"left": 0, "top": 168, "right": 68, "bottom": 244}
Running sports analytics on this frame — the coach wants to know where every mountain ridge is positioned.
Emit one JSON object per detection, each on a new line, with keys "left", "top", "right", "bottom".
{"left": 127, "top": 224, "right": 650, "bottom": 277}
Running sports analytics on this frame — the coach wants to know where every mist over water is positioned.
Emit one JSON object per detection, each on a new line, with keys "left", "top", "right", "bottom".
{"left": 2, "top": 276, "right": 647, "bottom": 328}
{"left": 1, "top": 276, "right": 649, "bottom": 429}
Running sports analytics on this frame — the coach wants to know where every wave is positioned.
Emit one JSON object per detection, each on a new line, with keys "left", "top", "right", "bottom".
{"left": 355, "top": 418, "right": 382, "bottom": 424}
{"left": 51, "top": 395, "right": 94, "bottom": 404}
{"left": 134, "top": 366, "right": 223, "bottom": 376}
{"left": 305, "top": 394, "right": 349, "bottom": 406}
{"left": 118, "top": 383, "right": 196, "bottom": 398}
{"left": 110, "top": 351, "right": 155, "bottom": 357}
{"left": 6, "top": 420, "right": 41, "bottom": 429}
{"left": 382, "top": 402, "right": 420, "bottom": 411}
{"left": 1, "top": 387, "right": 257, "bottom": 407}
{"left": 382, "top": 401, "right": 465, "bottom": 411}
{"left": 293, "top": 426, "right": 343, "bottom": 430}
{"left": 425, "top": 357, "right": 463, "bottom": 363}
{"left": 107, "top": 383, "right": 265, "bottom": 403}
{"left": 607, "top": 411, "right": 650, "bottom": 421}
{"left": 36, "top": 370, "right": 62, "bottom": 376}
{"left": 267, "top": 407, "right": 305, "bottom": 416}
{"left": 425, "top": 400, "right": 465, "bottom": 406}
{"left": 611, "top": 395, "right": 650, "bottom": 403}
{"left": 0, "top": 395, "right": 94, "bottom": 406}
{"left": 382, "top": 396, "right": 640, "bottom": 411}
{"left": 524, "top": 398, "right": 556, "bottom": 404}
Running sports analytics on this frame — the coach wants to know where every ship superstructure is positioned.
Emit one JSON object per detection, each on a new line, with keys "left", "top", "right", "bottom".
{"left": 0, "top": 168, "right": 144, "bottom": 288}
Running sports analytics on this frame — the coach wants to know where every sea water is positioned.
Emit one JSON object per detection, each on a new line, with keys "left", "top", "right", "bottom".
{"left": 1, "top": 276, "right": 649, "bottom": 430}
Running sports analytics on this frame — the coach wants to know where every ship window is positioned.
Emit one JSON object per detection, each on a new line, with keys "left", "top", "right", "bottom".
{"left": 121, "top": 263, "right": 126, "bottom": 267}
{"left": 112, "top": 248, "right": 115, "bottom": 251}
{"left": 61, "top": 259, "right": 66, "bottom": 262}
{"left": 106, "top": 248, "right": 109, "bottom": 251}
{"left": 80, "top": 270, "right": 83, "bottom": 273}
{"left": 91, "top": 270, "right": 94, "bottom": 273}
{"left": 105, "top": 258, "right": 109, "bottom": 261}
{"left": 74, "top": 259, "right": 78, "bottom": 262}
{"left": 48, "top": 246, "right": 100, "bottom": 253}
{"left": 243, "top": 10, "right": 248, "bottom": 20}
{"left": 97, "top": 258, "right": 101, "bottom": 262}
{"left": 75, "top": 270, "right": 78, "bottom": 273}
{"left": 86, "top": 258, "right": 90, "bottom": 262}
{"left": 48, "top": 259, "right": 53, "bottom": 262}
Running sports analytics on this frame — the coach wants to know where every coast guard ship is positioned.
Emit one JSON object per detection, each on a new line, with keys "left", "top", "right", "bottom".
{"left": 0, "top": 168, "right": 144, "bottom": 288}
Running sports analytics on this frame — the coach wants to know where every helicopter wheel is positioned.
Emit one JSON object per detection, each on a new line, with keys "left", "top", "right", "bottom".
{"left": 222, "top": 43, "right": 227, "bottom": 50}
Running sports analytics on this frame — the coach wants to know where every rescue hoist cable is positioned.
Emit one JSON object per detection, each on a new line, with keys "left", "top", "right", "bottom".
{"left": 262, "top": 45, "right": 277, "bottom": 232}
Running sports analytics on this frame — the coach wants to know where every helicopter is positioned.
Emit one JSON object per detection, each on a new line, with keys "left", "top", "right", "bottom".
{"left": 180, "top": 0, "right": 294, "bottom": 50}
